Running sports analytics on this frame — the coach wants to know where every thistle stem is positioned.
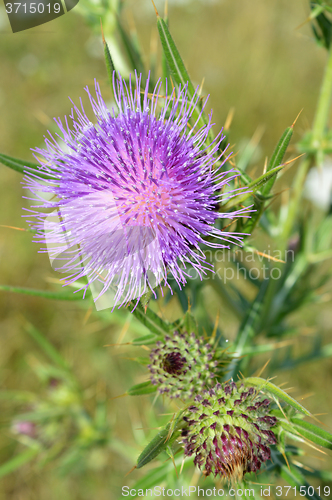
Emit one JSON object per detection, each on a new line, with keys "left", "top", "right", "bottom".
{"left": 241, "top": 45, "right": 332, "bottom": 338}
{"left": 282, "top": 45, "right": 332, "bottom": 242}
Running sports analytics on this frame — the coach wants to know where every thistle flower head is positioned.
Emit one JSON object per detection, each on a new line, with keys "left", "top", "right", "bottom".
{"left": 23, "top": 73, "right": 249, "bottom": 310}
{"left": 12, "top": 420, "right": 37, "bottom": 438}
{"left": 148, "top": 331, "right": 220, "bottom": 400}
{"left": 181, "top": 382, "right": 277, "bottom": 481}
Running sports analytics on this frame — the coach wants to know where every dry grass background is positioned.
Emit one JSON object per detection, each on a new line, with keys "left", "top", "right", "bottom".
{"left": 0, "top": 0, "right": 331, "bottom": 498}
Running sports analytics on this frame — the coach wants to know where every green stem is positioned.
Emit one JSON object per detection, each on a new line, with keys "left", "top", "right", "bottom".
{"left": 283, "top": 46, "right": 332, "bottom": 242}
{"left": 312, "top": 45, "right": 332, "bottom": 151}
{"left": 259, "top": 46, "right": 332, "bottom": 330}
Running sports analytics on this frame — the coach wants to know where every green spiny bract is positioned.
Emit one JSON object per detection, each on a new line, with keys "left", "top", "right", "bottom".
{"left": 180, "top": 381, "right": 278, "bottom": 481}
{"left": 147, "top": 331, "right": 225, "bottom": 400}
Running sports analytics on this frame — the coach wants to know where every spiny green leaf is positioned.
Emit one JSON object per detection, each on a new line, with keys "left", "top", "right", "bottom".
{"left": 136, "top": 425, "right": 171, "bottom": 469}
{"left": 136, "top": 411, "right": 184, "bottom": 469}
{"left": 101, "top": 22, "right": 116, "bottom": 92}
{"left": 156, "top": 15, "right": 194, "bottom": 95}
{"left": 244, "top": 377, "right": 311, "bottom": 416}
{"left": 156, "top": 14, "right": 213, "bottom": 144}
{"left": 132, "top": 333, "right": 161, "bottom": 346}
{"left": 117, "top": 16, "right": 145, "bottom": 78}
{"left": 221, "top": 163, "right": 285, "bottom": 210}
{"left": 0, "top": 153, "right": 56, "bottom": 180}
{"left": 290, "top": 418, "right": 332, "bottom": 449}
{"left": 127, "top": 381, "right": 157, "bottom": 396}
{"left": 262, "top": 126, "right": 293, "bottom": 196}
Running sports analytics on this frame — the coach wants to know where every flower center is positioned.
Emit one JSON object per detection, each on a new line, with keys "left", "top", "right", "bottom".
{"left": 162, "top": 351, "right": 186, "bottom": 375}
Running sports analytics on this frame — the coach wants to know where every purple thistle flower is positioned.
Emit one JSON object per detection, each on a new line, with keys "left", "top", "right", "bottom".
{"left": 23, "top": 73, "right": 250, "bottom": 310}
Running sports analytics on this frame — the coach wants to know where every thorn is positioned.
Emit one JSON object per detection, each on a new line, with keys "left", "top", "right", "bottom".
{"left": 125, "top": 465, "right": 137, "bottom": 477}
{"left": 83, "top": 306, "right": 93, "bottom": 325}
{"left": 274, "top": 397, "right": 290, "bottom": 423}
{"left": 291, "top": 109, "right": 303, "bottom": 128}
{"left": 255, "top": 359, "right": 270, "bottom": 378}
{"left": 263, "top": 156, "right": 268, "bottom": 176}
{"left": 164, "top": 0, "right": 168, "bottom": 18}
{"left": 116, "top": 318, "right": 132, "bottom": 346}
{"left": 140, "top": 90, "right": 167, "bottom": 98}
{"left": 198, "top": 77, "right": 205, "bottom": 97}
{"left": 299, "top": 392, "right": 314, "bottom": 401}
{"left": 103, "top": 342, "right": 133, "bottom": 347}
{"left": 224, "top": 107, "right": 235, "bottom": 131}
{"left": 170, "top": 76, "right": 175, "bottom": 91}
{"left": 110, "top": 393, "right": 127, "bottom": 400}
{"left": 211, "top": 311, "right": 220, "bottom": 339}
{"left": 291, "top": 460, "right": 314, "bottom": 473}
{"left": 282, "top": 153, "right": 305, "bottom": 167}
{"left": 151, "top": 0, "right": 159, "bottom": 17}
{"left": 167, "top": 446, "right": 179, "bottom": 477}
{"left": 135, "top": 426, "right": 162, "bottom": 431}
{"left": 281, "top": 448, "right": 291, "bottom": 471}
{"left": 100, "top": 18, "right": 106, "bottom": 45}
{"left": 245, "top": 248, "right": 286, "bottom": 263}
{"left": 0, "top": 225, "right": 27, "bottom": 232}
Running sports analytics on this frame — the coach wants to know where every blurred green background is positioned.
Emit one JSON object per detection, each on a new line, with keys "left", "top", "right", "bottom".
{"left": 0, "top": 0, "right": 331, "bottom": 498}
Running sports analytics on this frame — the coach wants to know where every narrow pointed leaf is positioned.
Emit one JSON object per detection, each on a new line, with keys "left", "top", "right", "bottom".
{"left": 0, "top": 285, "right": 91, "bottom": 301}
{"left": 132, "top": 333, "right": 161, "bottom": 346}
{"left": 117, "top": 17, "right": 145, "bottom": 77}
{"left": 290, "top": 418, "right": 332, "bottom": 449}
{"left": 156, "top": 15, "right": 213, "bottom": 143}
{"left": 221, "top": 163, "right": 285, "bottom": 210}
{"left": 156, "top": 16, "right": 195, "bottom": 95}
{"left": 262, "top": 126, "right": 293, "bottom": 196}
{"left": 127, "top": 381, "right": 157, "bottom": 396}
{"left": 0, "top": 153, "right": 56, "bottom": 180}
{"left": 101, "top": 25, "right": 116, "bottom": 92}
{"left": 25, "top": 323, "right": 69, "bottom": 370}
{"left": 136, "top": 425, "right": 172, "bottom": 469}
{"left": 0, "top": 448, "right": 40, "bottom": 479}
{"left": 136, "top": 412, "right": 183, "bottom": 469}
{"left": 244, "top": 377, "right": 311, "bottom": 416}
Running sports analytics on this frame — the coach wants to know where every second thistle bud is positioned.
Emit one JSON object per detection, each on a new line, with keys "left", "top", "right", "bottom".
{"left": 180, "top": 382, "right": 278, "bottom": 481}
{"left": 147, "top": 332, "right": 221, "bottom": 400}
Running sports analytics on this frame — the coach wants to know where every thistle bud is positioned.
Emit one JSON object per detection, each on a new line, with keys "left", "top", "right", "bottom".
{"left": 147, "top": 332, "right": 220, "bottom": 400}
{"left": 180, "top": 382, "right": 278, "bottom": 481}
{"left": 12, "top": 420, "right": 37, "bottom": 438}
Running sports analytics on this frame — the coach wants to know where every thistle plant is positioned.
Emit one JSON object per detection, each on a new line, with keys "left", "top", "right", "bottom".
{"left": 1, "top": 1, "right": 332, "bottom": 498}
